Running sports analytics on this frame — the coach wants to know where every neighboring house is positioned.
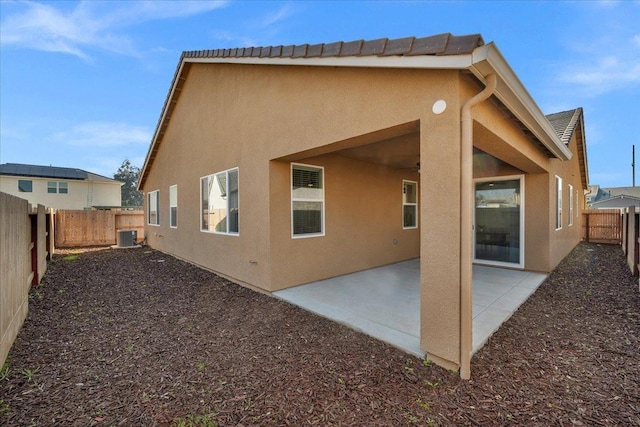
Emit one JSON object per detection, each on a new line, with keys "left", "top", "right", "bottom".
{"left": 590, "top": 194, "right": 640, "bottom": 209}
{"left": 138, "top": 33, "right": 589, "bottom": 375}
{"left": 0, "top": 163, "right": 122, "bottom": 210}
{"left": 586, "top": 184, "right": 601, "bottom": 205}
{"left": 587, "top": 185, "right": 640, "bottom": 208}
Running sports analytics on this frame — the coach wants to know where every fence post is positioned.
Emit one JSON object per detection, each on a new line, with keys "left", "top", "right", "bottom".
{"left": 633, "top": 213, "right": 640, "bottom": 276}
{"left": 623, "top": 208, "right": 629, "bottom": 254}
{"left": 627, "top": 206, "right": 637, "bottom": 275}
{"left": 585, "top": 212, "right": 590, "bottom": 243}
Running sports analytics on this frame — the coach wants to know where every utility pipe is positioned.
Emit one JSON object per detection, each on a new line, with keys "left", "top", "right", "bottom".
{"left": 460, "top": 73, "right": 497, "bottom": 380}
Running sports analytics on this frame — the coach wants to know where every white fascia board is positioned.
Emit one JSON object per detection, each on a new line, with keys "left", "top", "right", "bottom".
{"left": 469, "top": 43, "right": 572, "bottom": 160}
{"left": 185, "top": 54, "right": 473, "bottom": 70}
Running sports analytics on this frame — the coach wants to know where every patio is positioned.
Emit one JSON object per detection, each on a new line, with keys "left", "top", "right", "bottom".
{"left": 273, "top": 259, "right": 547, "bottom": 358}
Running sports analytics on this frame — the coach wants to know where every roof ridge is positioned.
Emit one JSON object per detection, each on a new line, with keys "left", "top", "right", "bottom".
{"left": 559, "top": 107, "right": 582, "bottom": 144}
{"left": 182, "top": 33, "right": 483, "bottom": 60}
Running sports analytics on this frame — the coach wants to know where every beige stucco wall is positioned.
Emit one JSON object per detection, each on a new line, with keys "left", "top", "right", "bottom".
{"left": 546, "top": 130, "right": 586, "bottom": 269}
{"left": 0, "top": 176, "right": 121, "bottom": 210}
{"left": 142, "top": 62, "right": 587, "bottom": 371}
{"left": 142, "top": 64, "right": 449, "bottom": 291}
{"left": 269, "top": 154, "right": 420, "bottom": 291}
{"left": 462, "top": 77, "right": 586, "bottom": 273}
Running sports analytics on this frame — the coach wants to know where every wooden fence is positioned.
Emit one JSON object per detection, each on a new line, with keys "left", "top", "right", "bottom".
{"left": 1, "top": 192, "right": 53, "bottom": 367}
{"left": 582, "top": 209, "right": 622, "bottom": 244}
{"left": 55, "top": 209, "right": 144, "bottom": 247}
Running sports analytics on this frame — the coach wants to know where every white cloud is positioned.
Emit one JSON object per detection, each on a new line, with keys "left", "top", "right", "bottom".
{"left": 261, "top": 4, "right": 294, "bottom": 28}
{"left": 56, "top": 122, "right": 152, "bottom": 147}
{"left": 554, "top": 4, "right": 640, "bottom": 96}
{"left": 211, "top": 30, "right": 258, "bottom": 48}
{"left": 560, "top": 55, "right": 640, "bottom": 94}
{"left": 0, "top": 0, "right": 228, "bottom": 59}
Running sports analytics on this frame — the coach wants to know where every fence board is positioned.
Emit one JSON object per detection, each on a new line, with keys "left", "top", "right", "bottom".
{"left": 115, "top": 211, "right": 145, "bottom": 240}
{"left": 582, "top": 209, "right": 622, "bottom": 244}
{"left": 0, "top": 193, "right": 32, "bottom": 367}
{"left": 55, "top": 210, "right": 143, "bottom": 247}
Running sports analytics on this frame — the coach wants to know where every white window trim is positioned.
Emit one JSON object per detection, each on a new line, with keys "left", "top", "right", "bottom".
{"left": 147, "top": 190, "right": 160, "bottom": 226}
{"left": 200, "top": 167, "right": 239, "bottom": 236}
{"left": 568, "top": 184, "right": 574, "bottom": 226}
{"left": 169, "top": 184, "right": 178, "bottom": 229}
{"left": 291, "top": 162, "right": 325, "bottom": 239}
{"left": 47, "top": 181, "right": 69, "bottom": 194}
{"left": 402, "top": 180, "right": 418, "bottom": 229}
{"left": 555, "top": 176, "right": 562, "bottom": 231}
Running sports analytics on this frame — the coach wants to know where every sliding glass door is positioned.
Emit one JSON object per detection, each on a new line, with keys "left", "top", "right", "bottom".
{"left": 474, "top": 177, "right": 523, "bottom": 267}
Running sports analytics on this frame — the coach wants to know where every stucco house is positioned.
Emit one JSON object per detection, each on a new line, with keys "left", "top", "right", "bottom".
{"left": 138, "top": 33, "right": 589, "bottom": 377}
{"left": 0, "top": 163, "right": 122, "bottom": 210}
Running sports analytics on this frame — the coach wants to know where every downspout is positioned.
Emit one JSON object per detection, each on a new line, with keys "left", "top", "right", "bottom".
{"left": 460, "top": 73, "right": 497, "bottom": 380}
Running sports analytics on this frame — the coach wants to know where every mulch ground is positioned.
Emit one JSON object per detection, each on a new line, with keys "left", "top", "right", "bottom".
{"left": 1, "top": 243, "right": 638, "bottom": 426}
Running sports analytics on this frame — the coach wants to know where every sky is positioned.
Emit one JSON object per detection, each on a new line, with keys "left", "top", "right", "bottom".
{"left": 1, "top": 0, "right": 639, "bottom": 188}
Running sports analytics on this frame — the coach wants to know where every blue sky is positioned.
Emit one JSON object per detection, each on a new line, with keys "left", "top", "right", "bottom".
{"left": 1, "top": 1, "right": 638, "bottom": 188}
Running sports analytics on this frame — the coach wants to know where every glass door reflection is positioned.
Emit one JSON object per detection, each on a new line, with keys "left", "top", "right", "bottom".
{"left": 475, "top": 178, "right": 521, "bottom": 265}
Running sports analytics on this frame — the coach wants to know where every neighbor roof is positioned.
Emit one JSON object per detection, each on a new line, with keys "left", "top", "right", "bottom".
{"left": 0, "top": 163, "right": 120, "bottom": 183}
{"left": 601, "top": 186, "right": 640, "bottom": 199}
{"left": 590, "top": 194, "right": 640, "bottom": 209}
{"left": 139, "top": 33, "right": 576, "bottom": 190}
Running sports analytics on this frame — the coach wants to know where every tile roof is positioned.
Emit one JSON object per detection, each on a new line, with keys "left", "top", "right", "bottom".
{"left": 0, "top": 163, "right": 119, "bottom": 183}
{"left": 183, "top": 33, "right": 484, "bottom": 60}
{"left": 546, "top": 108, "right": 583, "bottom": 145}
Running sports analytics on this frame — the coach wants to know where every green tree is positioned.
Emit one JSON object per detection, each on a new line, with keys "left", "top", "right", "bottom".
{"left": 114, "top": 159, "right": 143, "bottom": 207}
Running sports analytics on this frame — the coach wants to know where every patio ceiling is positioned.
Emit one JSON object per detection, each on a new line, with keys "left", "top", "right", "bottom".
{"left": 275, "top": 120, "right": 520, "bottom": 174}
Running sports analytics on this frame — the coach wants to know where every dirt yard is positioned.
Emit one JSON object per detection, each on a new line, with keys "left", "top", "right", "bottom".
{"left": 1, "top": 243, "right": 638, "bottom": 426}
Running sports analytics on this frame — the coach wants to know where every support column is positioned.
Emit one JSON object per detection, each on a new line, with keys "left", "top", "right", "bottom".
{"left": 420, "top": 97, "right": 462, "bottom": 371}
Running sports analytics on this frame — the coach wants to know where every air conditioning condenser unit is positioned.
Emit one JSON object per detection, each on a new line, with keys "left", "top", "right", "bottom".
{"left": 117, "top": 230, "right": 137, "bottom": 247}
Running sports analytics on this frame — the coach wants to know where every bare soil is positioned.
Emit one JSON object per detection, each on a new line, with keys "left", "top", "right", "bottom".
{"left": 1, "top": 243, "right": 638, "bottom": 426}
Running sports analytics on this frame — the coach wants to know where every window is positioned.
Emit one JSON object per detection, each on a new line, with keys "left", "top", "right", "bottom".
{"left": 201, "top": 168, "right": 239, "bottom": 235}
{"left": 18, "top": 180, "right": 32, "bottom": 192}
{"left": 555, "top": 176, "right": 562, "bottom": 230}
{"left": 148, "top": 190, "right": 159, "bottom": 225}
{"left": 169, "top": 185, "right": 177, "bottom": 228}
{"left": 291, "top": 163, "right": 324, "bottom": 237}
{"left": 47, "top": 181, "right": 69, "bottom": 194}
{"left": 403, "top": 180, "right": 418, "bottom": 229}
{"left": 568, "top": 184, "right": 574, "bottom": 226}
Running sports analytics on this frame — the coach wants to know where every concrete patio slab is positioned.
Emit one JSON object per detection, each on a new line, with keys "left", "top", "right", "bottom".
{"left": 273, "top": 259, "right": 547, "bottom": 359}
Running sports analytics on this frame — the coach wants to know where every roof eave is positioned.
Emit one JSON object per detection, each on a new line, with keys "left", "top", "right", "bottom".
{"left": 468, "top": 43, "right": 572, "bottom": 161}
